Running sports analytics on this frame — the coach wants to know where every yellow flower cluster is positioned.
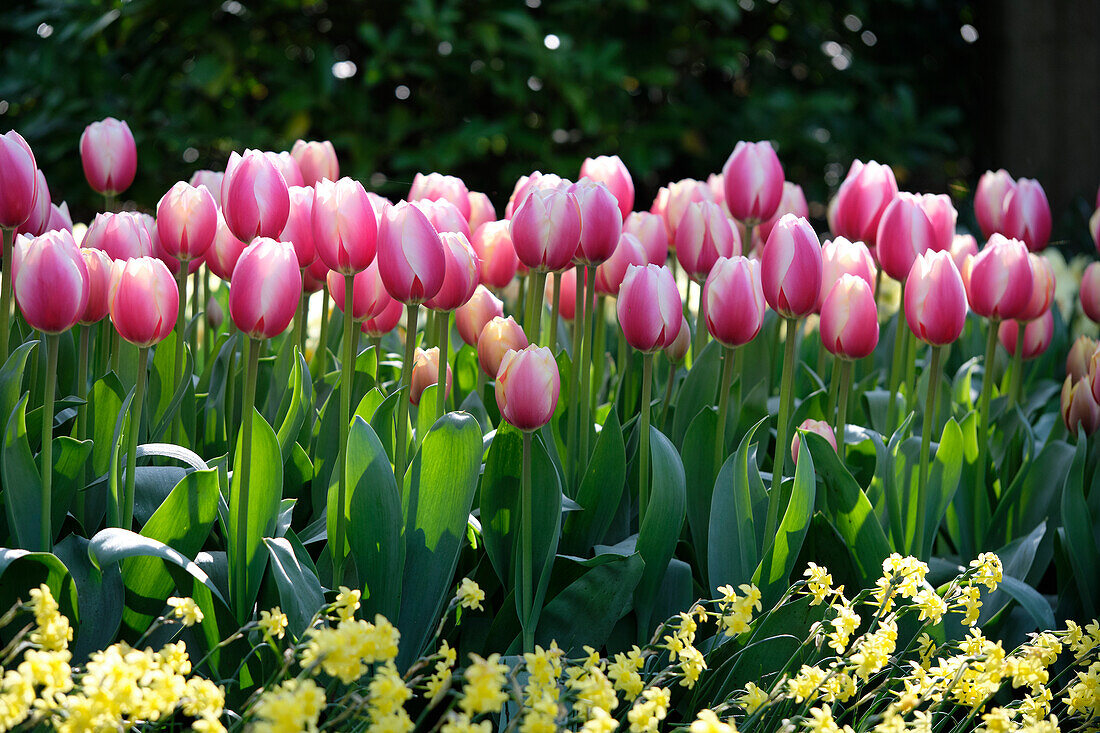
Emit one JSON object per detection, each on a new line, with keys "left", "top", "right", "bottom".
{"left": 522, "top": 643, "right": 564, "bottom": 733}
{"left": 368, "top": 662, "right": 414, "bottom": 732}
{"left": 457, "top": 577, "right": 486, "bottom": 611}
{"left": 259, "top": 607, "right": 289, "bottom": 640}
{"left": 690, "top": 708, "right": 737, "bottom": 733}
{"left": 565, "top": 647, "right": 618, "bottom": 724}
{"left": 716, "top": 584, "right": 762, "bottom": 637}
{"left": 168, "top": 596, "right": 204, "bottom": 626}
{"left": 663, "top": 609, "right": 707, "bottom": 688}
{"left": 300, "top": 614, "right": 400, "bottom": 683}
{"left": 249, "top": 678, "right": 326, "bottom": 733}
{"left": 425, "top": 640, "right": 458, "bottom": 703}
{"left": 626, "top": 686, "right": 670, "bottom": 733}
{"left": 608, "top": 646, "right": 646, "bottom": 701}
{"left": 458, "top": 653, "right": 509, "bottom": 717}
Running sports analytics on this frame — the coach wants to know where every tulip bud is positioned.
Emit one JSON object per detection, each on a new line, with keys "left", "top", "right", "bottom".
{"left": 663, "top": 179, "right": 714, "bottom": 234}
{"left": 414, "top": 198, "right": 471, "bottom": 239}
{"left": 596, "top": 233, "right": 648, "bottom": 296}
{"left": 47, "top": 202, "right": 73, "bottom": 235}
{"left": 478, "top": 315, "right": 528, "bottom": 378}
{"left": 471, "top": 221, "right": 519, "bottom": 290}
{"left": 78, "top": 246, "right": 114, "bottom": 324}
{"left": 0, "top": 130, "right": 38, "bottom": 228}
{"left": 229, "top": 238, "right": 303, "bottom": 339}
{"left": 16, "top": 170, "right": 51, "bottom": 238}
{"left": 467, "top": 192, "right": 496, "bottom": 232}
{"left": 707, "top": 173, "right": 727, "bottom": 212}
{"left": 1081, "top": 262, "right": 1100, "bottom": 323}
{"left": 1002, "top": 178, "right": 1052, "bottom": 252}
{"left": 757, "top": 182, "right": 809, "bottom": 244}
{"left": 570, "top": 180, "right": 623, "bottom": 265}
{"left": 904, "top": 250, "right": 967, "bottom": 345}
{"left": 79, "top": 117, "right": 137, "bottom": 196}
{"left": 377, "top": 202, "right": 446, "bottom": 305}
{"left": 821, "top": 274, "right": 879, "bottom": 359}
{"left": 189, "top": 169, "right": 224, "bottom": 205}
{"left": 426, "top": 232, "right": 480, "bottom": 312}
{"left": 675, "top": 201, "right": 740, "bottom": 281}
{"left": 312, "top": 177, "right": 377, "bottom": 275}
{"left": 722, "top": 141, "right": 785, "bottom": 225}
{"left": 1062, "top": 375, "right": 1100, "bottom": 436}
{"left": 13, "top": 230, "right": 89, "bottom": 333}
{"left": 206, "top": 296, "right": 224, "bottom": 331}
{"left": 494, "top": 344, "right": 560, "bottom": 431}
{"left": 456, "top": 285, "right": 504, "bottom": 347}
{"left": 818, "top": 237, "right": 877, "bottom": 312}
{"left": 616, "top": 264, "right": 682, "bottom": 352}
{"left": 280, "top": 186, "right": 317, "bottom": 268}
{"left": 510, "top": 189, "right": 582, "bottom": 273}
{"left": 665, "top": 316, "right": 691, "bottom": 364}
{"left": 623, "top": 211, "right": 669, "bottom": 266}
{"left": 408, "top": 172, "right": 471, "bottom": 220}
{"left": 264, "top": 150, "right": 304, "bottom": 188}
{"left": 966, "top": 234, "right": 1034, "bottom": 321}
{"left": 205, "top": 211, "right": 248, "bottom": 281}
{"left": 917, "top": 193, "right": 957, "bottom": 253}
{"left": 876, "top": 193, "right": 936, "bottom": 282}
{"left": 830, "top": 160, "right": 899, "bottom": 247}
{"left": 998, "top": 309, "right": 1054, "bottom": 361}
{"left": 1067, "top": 335, "right": 1098, "bottom": 382}
{"left": 974, "top": 169, "right": 1016, "bottom": 240}
{"left": 290, "top": 140, "right": 339, "bottom": 187}
{"left": 760, "top": 214, "right": 823, "bottom": 319}
{"left": 361, "top": 297, "right": 403, "bottom": 338}
{"left": 579, "top": 155, "right": 634, "bottom": 220}
{"left": 304, "top": 256, "right": 329, "bottom": 293}
{"left": 109, "top": 256, "right": 178, "bottom": 347}
{"left": 156, "top": 182, "right": 218, "bottom": 263}
{"left": 792, "top": 419, "right": 836, "bottom": 464}
{"left": 82, "top": 212, "right": 153, "bottom": 261}
{"left": 704, "top": 256, "right": 766, "bottom": 347}
{"left": 221, "top": 150, "right": 291, "bottom": 241}
{"left": 650, "top": 186, "right": 670, "bottom": 224}
{"left": 327, "top": 260, "right": 391, "bottom": 323}
{"left": 410, "top": 347, "right": 453, "bottom": 406}
{"left": 1018, "top": 253, "right": 1055, "bottom": 322}
{"left": 948, "top": 234, "right": 978, "bottom": 273}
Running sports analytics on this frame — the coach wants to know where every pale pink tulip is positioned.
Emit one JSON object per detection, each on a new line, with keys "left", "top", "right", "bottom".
{"left": 156, "top": 182, "right": 218, "bottom": 263}
{"left": 290, "top": 140, "right": 339, "bottom": 187}
{"left": 229, "top": 238, "right": 303, "bottom": 338}
{"left": 425, "top": 232, "right": 480, "bottom": 312}
{"left": 616, "top": 264, "right": 682, "bottom": 352}
{"left": 221, "top": 150, "right": 290, "bottom": 241}
{"left": 704, "top": 256, "right": 766, "bottom": 347}
{"left": 722, "top": 140, "right": 785, "bottom": 224}
{"left": 109, "top": 256, "right": 178, "bottom": 347}
{"left": 760, "top": 214, "right": 822, "bottom": 318}
{"left": 376, "top": 201, "right": 446, "bottom": 304}
{"left": 966, "top": 234, "right": 1034, "bottom": 321}
{"left": 456, "top": 285, "right": 504, "bottom": 347}
{"left": 13, "top": 230, "right": 88, "bottom": 333}
{"left": 580, "top": 155, "right": 634, "bottom": 219}
{"left": 79, "top": 118, "right": 136, "bottom": 195}
{"left": 495, "top": 345, "right": 560, "bottom": 430}
{"left": 820, "top": 274, "right": 879, "bottom": 359}
{"left": 904, "top": 250, "right": 967, "bottom": 345}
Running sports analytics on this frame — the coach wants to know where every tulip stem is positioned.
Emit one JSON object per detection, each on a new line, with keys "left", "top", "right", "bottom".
{"left": 904, "top": 333, "right": 919, "bottom": 414}
{"left": 315, "top": 299, "right": 330, "bottom": 377}
{"left": 592, "top": 295, "right": 607, "bottom": 407}
{"left": 578, "top": 265, "right": 597, "bottom": 470}
{"left": 190, "top": 269, "right": 201, "bottom": 374}
{"left": 234, "top": 337, "right": 261, "bottom": 619}
{"left": 0, "top": 228, "right": 11, "bottom": 365}
{"left": 333, "top": 274, "right": 356, "bottom": 585}
{"left": 715, "top": 345, "right": 736, "bottom": 473}
{"left": 566, "top": 265, "right": 584, "bottom": 490}
{"left": 639, "top": 352, "right": 654, "bottom": 522}
{"left": 660, "top": 354, "right": 676, "bottom": 429}
{"left": 111, "top": 330, "right": 121, "bottom": 376}
{"left": 299, "top": 291, "right": 310, "bottom": 354}
{"left": 202, "top": 267, "right": 212, "bottom": 364}
{"left": 616, "top": 333, "right": 628, "bottom": 399}
{"left": 766, "top": 317, "right": 798, "bottom": 541}
{"left": 39, "top": 334, "right": 59, "bottom": 551}
{"left": 172, "top": 264, "right": 188, "bottom": 445}
{"left": 886, "top": 281, "right": 908, "bottom": 432}
{"left": 915, "top": 345, "right": 942, "bottom": 556}
{"left": 437, "top": 311, "right": 448, "bottom": 419}
{"left": 826, "top": 355, "right": 841, "bottom": 421}
{"left": 1007, "top": 323, "right": 1025, "bottom": 407}
{"left": 692, "top": 281, "right": 707, "bottom": 361}
{"left": 549, "top": 273, "right": 561, "bottom": 352}
{"left": 395, "top": 304, "right": 419, "bottom": 482}
{"left": 516, "top": 274, "right": 527, "bottom": 329}
{"left": 835, "top": 358, "right": 853, "bottom": 463}
{"left": 74, "top": 324, "right": 91, "bottom": 521}
{"left": 975, "top": 320, "right": 999, "bottom": 534}
{"left": 520, "top": 430, "right": 534, "bottom": 652}
{"left": 121, "top": 346, "right": 149, "bottom": 532}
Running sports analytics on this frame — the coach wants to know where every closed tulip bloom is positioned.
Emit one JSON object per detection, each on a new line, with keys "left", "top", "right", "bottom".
{"left": 494, "top": 344, "right": 560, "bottom": 431}
{"left": 229, "top": 238, "right": 303, "bottom": 339}
{"left": 665, "top": 316, "right": 691, "bottom": 363}
{"left": 663, "top": 178, "right": 714, "bottom": 234}
{"left": 326, "top": 259, "right": 391, "bottom": 322}
{"left": 917, "top": 193, "right": 957, "bottom": 253}
{"left": 505, "top": 171, "right": 568, "bottom": 219}
{"left": 264, "top": 150, "right": 304, "bottom": 188}
{"left": 304, "top": 256, "right": 329, "bottom": 293}
{"left": 722, "top": 140, "right": 785, "bottom": 224}
{"left": 948, "top": 234, "right": 978, "bottom": 273}
{"left": 46, "top": 202, "right": 73, "bottom": 235}
{"left": 1062, "top": 375, "right": 1100, "bottom": 436}
{"left": 376, "top": 201, "right": 446, "bottom": 304}
{"left": 205, "top": 212, "right": 248, "bottom": 281}
{"left": 0, "top": 130, "right": 38, "bottom": 228}
{"left": 974, "top": 169, "right": 1016, "bottom": 239}
{"left": 79, "top": 117, "right": 136, "bottom": 196}
{"left": 1067, "top": 335, "right": 1098, "bottom": 382}
{"left": 426, "top": 232, "right": 480, "bottom": 312}
{"left": 1080, "top": 262, "right": 1100, "bottom": 323}
{"left": 821, "top": 274, "right": 879, "bottom": 359}
{"left": 366, "top": 192, "right": 392, "bottom": 223}
{"left": 414, "top": 198, "right": 471, "bottom": 239}
{"left": 290, "top": 140, "right": 339, "bottom": 187}
{"left": 467, "top": 192, "right": 496, "bottom": 232}
{"left": 156, "top": 182, "right": 218, "bottom": 262}
{"left": 312, "top": 177, "right": 377, "bottom": 274}
{"left": 471, "top": 221, "right": 519, "bottom": 289}
{"left": 189, "top": 169, "right": 224, "bottom": 205}
{"left": 14, "top": 169, "right": 52, "bottom": 238}
{"left": 510, "top": 189, "right": 582, "bottom": 272}
{"left": 13, "top": 230, "right": 89, "bottom": 333}
{"left": 1002, "top": 178, "right": 1052, "bottom": 252}
{"left": 141, "top": 213, "right": 201, "bottom": 276}
{"left": 78, "top": 246, "right": 114, "bottom": 324}
{"left": 675, "top": 201, "right": 740, "bottom": 281}
{"left": 456, "top": 285, "right": 503, "bottom": 347}
{"left": 791, "top": 419, "right": 836, "bottom": 464}
{"left": 410, "top": 347, "right": 453, "bottom": 406}
{"left": 478, "top": 315, "right": 528, "bottom": 377}
{"left": 966, "top": 234, "right": 1034, "bottom": 320}
{"left": 704, "top": 256, "right": 766, "bottom": 347}
{"left": 570, "top": 179, "right": 623, "bottom": 265}
{"left": 596, "top": 233, "right": 648, "bottom": 296}
{"left": 82, "top": 211, "right": 153, "bottom": 261}
{"left": 361, "top": 296, "right": 403, "bottom": 338}
{"left": 409, "top": 172, "right": 471, "bottom": 221}
{"left": 280, "top": 186, "right": 317, "bottom": 268}
{"left": 707, "top": 173, "right": 727, "bottom": 211}
{"left": 757, "top": 182, "right": 809, "bottom": 244}
{"left": 650, "top": 186, "right": 670, "bottom": 224}
{"left": 1018, "top": 253, "right": 1055, "bottom": 322}
{"left": 616, "top": 264, "right": 682, "bottom": 352}
{"left": 831, "top": 160, "right": 899, "bottom": 247}
{"left": 876, "top": 193, "right": 936, "bottom": 281}
{"left": 221, "top": 150, "right": 291, "bottom": 241}
{"left": 998, "top": 309, "right": 1054, "bottom": 361}
{"left": 760, "top": 214, "right": 823, "bottom": 319}
{"left": 580, "top": 155, "right": 634, "bottom": 219}
{"left": 904, "top": 250, "right": 967, "bottom": 345}
{"left": 818, "top": 237, "right": 877, "bottom": 312}
{"left": 109, "top": 256, "right": 178, "bottom": 347}
{"left": 623, "top": 211, "right": 669, "bottom": 266}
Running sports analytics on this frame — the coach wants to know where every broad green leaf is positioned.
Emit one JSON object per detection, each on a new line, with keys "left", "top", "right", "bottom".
{"left": 987, "top": 439, "right": 1074, "bottom": 549}
{"left": 683, "top": 407, "right": 719, "bottom": 577}
{"left": 274, "top": 350, "right": 311, "bottom": 463}
{"left": 0, "top": 547, "right": 78, "bottom": 622}
{"left": 88, "top": 528, "right": 226, "bottom": 607}
{"left": 1060, "top": 431, "right": 1099, "bottom": 617}
{"left": 49, "top": 436, "right": 92, "bottom": 535}
{"left": 89, "top": 371, "right": 125, "bottom": 479}
{"left": 563, "top": 408, "right": 626, "bottom": 554}
{"left": 264, "top": 537, "right": 325, "bottom": 638}
{"left": 0, "top": 340, "right": 36, "bottom": 443}
{"left": 921, "top": 417, "right": 964, "bottom": 558}
{"left": 535, "top": 552, "right": 644, "bottom": 654}
{"left": 634, "top": 426, "right": 686, "bottom": 634}
{"left": 709, "top": 417, "right": 769, "bottom": 593}
{"left": 671, "top": 340, "right": 721, "bottom": 448}
{"left": 53, "top": 534, "right": 122, "bottom": 658}
{"left": 148, "top": 338, "right": 194, "bottom": 443}
{"left": 753, "top": 435, "right": 816, "bottom": 604}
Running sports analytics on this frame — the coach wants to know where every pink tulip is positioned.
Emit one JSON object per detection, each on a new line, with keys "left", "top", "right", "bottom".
{"left": 967, "top": 234, "right": 1034, "bottom": 321}
{"left": 580, "top": 155, "right": 634, "bottom": 220}
{"left": 79, "top": 118, "right": 136, "bottom": 196}
{"left": 616, "top": 264, "right": 682, "bottom": 352}
{"left": 456, "top": 285, "right": 504, "bottom": 347}
{"left": 205, "top": 212, "right": 248, "bottom": 281}
{"left": 675, "top": 201, "right": 740, "bottom": 281}
{"left": 290, "top": 140, "right": 339, "bottom": 187}
{"left": 221, "top": 150, "right": 291, "bottom": 241}
{"left": 304, "top": 257, "right": 329, "bottom": 293}
{"left": 904, "top": 250, "right": 968, "bottom": 345}
{"left": 663, "top": 179, "right": 714, "bottom": 235}
{"left": 1002, "top": 178, "right": 1052, "bottom": 252}
{"left": 15, "top": 169, "right": 51, "bottom": 238}
{"left": 570, "top": 179, "right": 623, "bottom": 265}
{"left": 792, "top": 419, "right": 837, "bottom": 464}
{"left": 650, "top": 186, "right": 670, "bottom": 224}
{"left": 948, "top": 234, "right": 978, "bottom": 273}
{"left": 555, "top": 267, "right": 580, "bottom": 321}
{"left": 108, "top": 256, "right": 178, "bottom": 347}
{"left": 137, "top": 213, "right": 199, "bottom": 276}
{"left": 156, "top": 182, "right": 218, "bottom": 263}
{"left": 623, "top": 211, "right": 669, "bottom": 266}
{"left": 471, "top": 221, "right": 519, "bottom": 289}
{"left": 478, "top": 315, "right": 528, "bottom": 377}
{"left": 366, "top": 192, "right": 392, "bottom": 223}
{"left": 876, "top": 193, "right": 936, "bottom": 282}
{"left": 467, "top": 192, "right": 496, "bottom": 231}
{"left": 46, "top": 202, "right": 73, "bottom": 235}
{"left": 722, "top": 140, "right": 785, "bottom": 224}
{"left": 78, "top": 247, "right": 114, "bottom": 324}
{"left": 757, "top": 182, "right": 809, "bottom": 244}
{"left": 1080, "top": 262, "right": 1100, "bottom": 323}
{"left": 831, "top": 160, "right": 899, "bottom": 247}
{"left": 361, "top": 296, "right": 403, "bottom": 338}
{"left": 998, "top": 309, "right": 1054, "bottom": 361}
{"left": 410, "top": 347, "right": 453, "bottom": 406}
{"left": 280, "top": 185, "right": 317, "bottom": 269}
{"left": 974, "top": 169, "right": 1016, "bottom": 240}
{"left": 425, "top": 232, "right": 480, "bottom": 312}
{"left": 82, "top": 212, "right": 153, "bottom": 261}
{"left": 1062, "top": 375, "right": 1100, "bottom": 436}
{"left": 707, "top": 173, "right": 727, "bottom": 212}
{"left": 596, "top": 233, "right": 648, "bottom": 296}
{"left": 760, "top": 214, "right": 823, "bottom": 319}
{"left": 704, "top": 256, "right": 766, "bottom": 347}
{"left": 0, "top": 130, "right": 38, "bottom": 228}
{"left": 1018, "top": 254, "right": 1055, "bottom": 322}
{"left": 189, "top": 170, "right": 224, "bottom": 206}
{"left": 917, "top": 193, "right": 957, "bottom": 253}
{"left": 665, "top": 316, "right": 691, "bottom": 363}
{"left": 820, "top": 274, "right": 879, "bottom": 359}
{"left": 510, "top": 189, "right": 582, "bottom": 273}
{"left": 409, "top": 172, "right": 472, "bottom": 221}
{"left": 264, "top": 150, "right": 304, "bottom": 188}
{"left": 494, "top": 344, "right": 560, "bottom": 431}
{"left": 376, "top": 201, "right": 446, "bottom": 304}
{"left": 327, "top": 260, "right": 391, "bottom": 323}
{"left": 1067, "top": 335, "right": 1098, "bottom": 382}
{"left": 505, "top": 171, "right": 568, "bottom": 219}
{"left": 414, "top": 198, "right": 471, "bottom": 239}
{"left": 818, "top": 237, "right": 877, "bottom": 312}
{"left": 229, "top": 238, "right": 303, "bottom": 339}
{"left": 312, "top": 177, "right": 377, "bottom": 274}
{"left": 13, "top": 230, "right": 88, "bottom": 333}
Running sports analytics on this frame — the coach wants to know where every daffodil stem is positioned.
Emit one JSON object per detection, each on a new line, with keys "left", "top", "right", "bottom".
{"left": 395, "top": 304, "right": 419, "bottom": 482}
{"left": 520, "top": 430, "right": 534, "bottom": 652}
{"left": 639, "top": 352, "right": 654, "bottom": 522}
{"left": 915, "top": 345, "right": 942, "bottom": 556}
{"left": 766, "top": 317, "right": 798, "bottom": 540}
{"left": 122, "top": 346, "right": 149, "bottom": 531}
{"left": 40, "top": 334, "right": 59, "bottom": 551}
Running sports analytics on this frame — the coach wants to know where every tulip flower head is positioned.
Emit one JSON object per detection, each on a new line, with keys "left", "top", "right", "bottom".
{"left": 1067, "top": 335, "right": 1098, "bottom": 382}
{"left": 82, "top": 212, "right": 153, "bottom": 262}
{"left": 290, "top": 140, "right": 339, "bottom": 187}
{"left": 675, "top": 200, "right": 740, "bottom": 281}
{"left": 414, "top": 198, "right": 471, "bottom": 239}
{"left": 471, "top": 221, "right": 519, "bottom": 290}
{"left": 663, "top": 178, "right": 714, "bottom": 234}
{"left": 304, "top": 256, "right": 329, "bottom": 293}
{"left": 326, "top": 260, "right": 391, "bottom": 323}
{"left": 760, "top": 214, "right": 823, "bottom": 319}
{"left": 425, "top": 232, "right": 480, "bottom": 312}
{"left": 312, "top": 177, "right": 377, "bottom": 274}
{"left": 410, "top": 347, "right": 453, "bottom": 406}
{"left": 229, "top": 238, "right": 303, "bottom": 339}
{"left": 456, "top": 285, "right": 504, "bottom": 347}
{"left": 876, "top": 193, "right": 936, "bottom": 282}
{"left": 1062, "top": 375, "right": 1100, "bottom": 436}
{"left": 818, "top": 237, "right": 877, "bottom": 312}
{"left": 376, "top": 201, "right": 446, "bottom": 305}
{"left": 13, "top": 230, "right": 89, "bottom": 334}
{"left": 478, "top": 315, "right": 529, "bottom": 378}
{"left": 704, "top": 256, "right": 766, "bottom": 347}
{"left": 820, "top": 274, "right": 880, "bottom": 360}
{"left": 917, "top": 193, "right": 958, "bottom": 253}
{"left": 1002, "top": 178, "right": 1052, "bottom": 252}
{"left": 505, "top": 171, "right": 569, "bottom": 219}
{"left": 580, "top": 155, "right": 634, "bottom": 220}
{"left": 16, "top": 170, "right": 51, "bottom": 238}
{"left": 189, "top": 169, "right": 225, "bottom": 205}
{"left": 46, "top": 202, "right": 73, "bottom": 235}
{"left": 1081, "top": 262, "right": 1100, "bottom": 323}
{"left": 966, "top": 234, "right": 1034, "bottom": 321}
{"left": 904, "top": 250, "right": 968, "bottom": 346}
{"left": 757, "top": 182, "right": 809, "bottom": 244}
{"left": 570, "top": 179, "right": 623, "bottom": 265}
{"left": 109, "top": 256, "right": 179, "bottom": 347}
{"left": 998, "top": 309, "right": 1054, "bottom": 361}
{"left": 974, "top": 169, "right": 1017, "bottom": 240}
{"left": 205, "top": 212, "right": 248, "bottom": 281}
{"left": 596, "top": 233, "right": 648, "bottom": 297}
{"left": 0, "top": 130, "right": 38, "bottom": 228}
{"left": 616, "top": 264, "right": 682, "bottom": 353}
{"left": 556, "top": 267, "right": 580, "bottom": 321}
{"left": 361, "top": 297, "right": 403, "bottom": 338}
{"left": 722, "top": 141, "right": 785, "bottom": 225}
{"left": 495, "top": 344, "right": 560, "bottom": 431}
{"left": 80, "top": 117, "right": 137, "bottom": 196}
{"left": 1018, "top": 253, "right": 1055, "bottom": 322}
{"left": 156, "top": 182, "right": 218, "bottom": 263}
{"left": 830, "top": 160, "right": 899, "bottom": 247}
{"left": 280, "top": 186, "right": 317, "bottom": 269}
{"left": 510, "top": 189, "right": 582, "bottom": 273}
{"left": 665, "top": 316, "right": 691, "bottom": 364}
{"left": 467, "top": 192, "right": 496, "bottom": 232}
{"left": 78, "top": 246, "right": 114, "bottom": 325}
{"left": 792, "top": 419, "right": 837, "bottom": 464}
{"left": 948, "top": 234, "right": 978, "bottom": 273}
{"left": 221, "top": 149, "right": 291, "bottom": 241}
{"left": 264, "top": 151, "right": 304, "bottom": 188}
{"left": 408, "top": 172, "right": 471, "bottom": 221}
{"left": 623, "top": 211, "right": 669, "bottom": 266}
